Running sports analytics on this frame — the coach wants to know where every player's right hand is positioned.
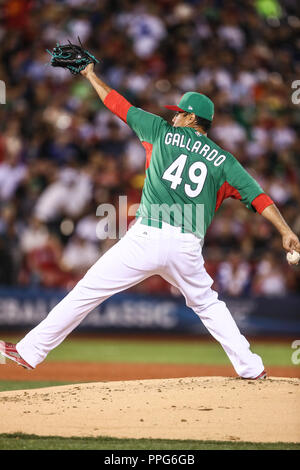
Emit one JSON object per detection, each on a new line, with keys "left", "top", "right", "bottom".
{"left": 282, "top": 231, "right": 300, "bottom": 254}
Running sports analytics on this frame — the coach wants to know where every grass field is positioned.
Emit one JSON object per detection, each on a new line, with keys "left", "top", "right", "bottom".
{"left": 1, "top": 335, "right": 296, "bottom": 365}
{"left": 49, "top": 338, "right": 298, "bottom": 366}
{"left": 0, "top": 433, "right": 299, "bottom": 450}
{"left": 0, "top": 381, "right": 72, "bottom": 392}
{"left": 0, "top": 335, "right": 299, "bottom": 450}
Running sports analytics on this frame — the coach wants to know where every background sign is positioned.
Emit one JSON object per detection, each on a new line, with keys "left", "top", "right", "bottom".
{"left": 0, "top": 288, "right": 299, "bottom": 336}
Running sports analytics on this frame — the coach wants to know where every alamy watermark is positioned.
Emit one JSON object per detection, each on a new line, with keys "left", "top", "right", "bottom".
{"left": 0, "top": 80, "right": 5, "bottom": 104}
{"left": 95, "top": 197, "right": 205, "bottom": 240}
{"left": 291, "top": 80, "right": 300, "bottom": 105}
{"left": 291, "top": 340, "right": 300, "bottom": 365}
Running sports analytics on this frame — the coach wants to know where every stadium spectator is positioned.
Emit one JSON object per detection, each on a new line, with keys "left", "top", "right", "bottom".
{"left": 217, "top": 251, "right": 251, "bottom": 297}
{"left": 252, "top": 253, "right": 288, "bottom": 297}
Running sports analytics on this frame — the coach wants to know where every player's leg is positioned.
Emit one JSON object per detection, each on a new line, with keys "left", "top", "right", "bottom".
{"left": 16, "top": 230, "right": 159, "bottom": 368}
{"left": 162, "top": 236, "right": 265, "bottom": 379}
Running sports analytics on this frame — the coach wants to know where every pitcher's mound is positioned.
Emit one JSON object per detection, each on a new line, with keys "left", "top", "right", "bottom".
{"left": 0, "top": 377, "right": 299, "bottom": 442}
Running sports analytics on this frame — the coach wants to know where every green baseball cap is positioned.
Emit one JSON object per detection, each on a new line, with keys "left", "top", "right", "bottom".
{"left": 165, "top": 92, "right": 214, "bottom": 121}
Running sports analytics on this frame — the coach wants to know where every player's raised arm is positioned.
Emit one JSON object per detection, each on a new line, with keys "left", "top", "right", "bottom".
{"left": 81, "top": 62, "right": 169, "bottom": 144}
{"left": 81, "top": 63, "right": 133, "bottom": 123}
{"left": 260, "top": 204, "right": 300, "bottom": 255}
{"left": 81, "top": 63, "right": 112, "bottom": 101}
{"left": 47, "top": 41, "right": 131, "bottom": 118}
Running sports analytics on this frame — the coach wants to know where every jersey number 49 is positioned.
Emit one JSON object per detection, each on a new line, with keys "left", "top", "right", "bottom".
{"left": 162, "top": 153, "right": 207, "bottom": 198}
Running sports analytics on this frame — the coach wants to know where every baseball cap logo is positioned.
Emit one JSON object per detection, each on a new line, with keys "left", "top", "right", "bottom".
{"left": 188, "top": 105, "right": 193, "bottom": 110}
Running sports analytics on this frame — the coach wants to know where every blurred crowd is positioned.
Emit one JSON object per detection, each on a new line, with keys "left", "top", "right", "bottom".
{"left": 0, "top": 0, "right": 299, "bottom": 297}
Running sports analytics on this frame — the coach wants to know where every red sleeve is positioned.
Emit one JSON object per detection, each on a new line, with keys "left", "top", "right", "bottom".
{"left": 103, "top": 90, "right": 133, "bottom": 123}
{"left": 251, "top": 193, "right": 274, "bottom": 214}
{"left": 215, "top": 181, "right": 242, "bottom": 212}
{"left": 142, "top": 142, "right": 153, "bottom": 170}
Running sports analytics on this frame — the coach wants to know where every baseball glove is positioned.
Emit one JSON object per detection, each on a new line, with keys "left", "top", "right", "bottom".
{"left": 47, "top": 38, "right": 99, "bottom": 75}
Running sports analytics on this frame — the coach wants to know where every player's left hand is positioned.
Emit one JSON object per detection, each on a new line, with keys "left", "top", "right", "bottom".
{"left": 80, "top": 62, "right": 94, "bottom": 77}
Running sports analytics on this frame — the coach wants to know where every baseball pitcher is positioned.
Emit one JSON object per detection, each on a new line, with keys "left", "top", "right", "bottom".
{"left": 1, "top": 53, "right": 300, "bottom": 379}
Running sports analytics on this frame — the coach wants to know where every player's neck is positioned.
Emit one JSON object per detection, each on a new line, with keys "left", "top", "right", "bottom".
{"left": 185, "top": 123, "right": 207, "bottom": 136}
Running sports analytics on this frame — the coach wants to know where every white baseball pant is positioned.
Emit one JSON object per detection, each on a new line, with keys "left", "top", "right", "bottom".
{"left": 17, "top": 218, "right": 264, "bottom": 378}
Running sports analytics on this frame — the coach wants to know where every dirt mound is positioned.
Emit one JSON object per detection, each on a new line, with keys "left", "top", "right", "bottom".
{"left": 0, "top": 377, "right": 299, "bottom": 442}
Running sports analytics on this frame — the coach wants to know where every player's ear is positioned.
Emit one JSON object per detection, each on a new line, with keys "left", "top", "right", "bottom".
{"left": 189, "top": 113, "right": 196, "bottom": 125}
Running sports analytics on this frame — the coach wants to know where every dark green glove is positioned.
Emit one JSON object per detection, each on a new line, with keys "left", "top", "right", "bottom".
{"left": 47, "top": 38, "right": 99, "bottom": 75}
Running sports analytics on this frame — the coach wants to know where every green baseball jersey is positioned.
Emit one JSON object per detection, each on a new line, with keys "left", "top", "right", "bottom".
{"left": 126, "top": 107, "right": 269, "bottom": 239}
{"left": 103, "top": 91, "right": 273, "bottom": 239}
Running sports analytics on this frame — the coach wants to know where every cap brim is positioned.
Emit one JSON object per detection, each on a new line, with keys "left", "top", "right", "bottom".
{"left": 164, "top": 105, "right": 185, "bottom": 112}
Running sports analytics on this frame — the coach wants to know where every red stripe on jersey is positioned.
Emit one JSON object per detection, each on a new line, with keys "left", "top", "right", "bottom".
{"left": 215, "top": 181, "right": 242, "bottom": 212}
{"left": 103, "top": 90, "right": 132, "bottom": 123}
{"left": 251, "top": 193, "right": 274, "bottom": 213}
{"left": 142, "top": 141, "right": 153, "bottom": 171}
